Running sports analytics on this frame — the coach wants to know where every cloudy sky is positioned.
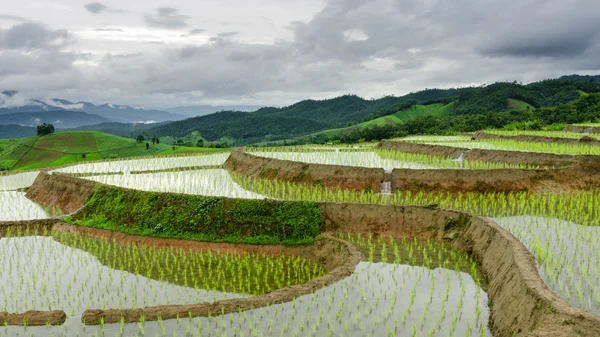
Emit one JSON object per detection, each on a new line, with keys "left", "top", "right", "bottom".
{"left": 1, "top": 0, "right": 599, "bottom": 108}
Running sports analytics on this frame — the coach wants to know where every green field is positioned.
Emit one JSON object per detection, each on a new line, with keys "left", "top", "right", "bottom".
{"left": 506, "top": 98, "right": 534, "bottom": 111}
{"left": 309, "top": 102, "right": 455, "bottom": 139}
{"left": 0, "top": 131, "right": 228, "bottom": 171}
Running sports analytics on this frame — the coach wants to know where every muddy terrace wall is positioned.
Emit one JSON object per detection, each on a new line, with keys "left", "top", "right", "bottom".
{"left": 471, "top": 131, "right": 600, "bottom": 146}
{"left": 225, "top": 149, "right": 385, "bottom": 191}
{"left": 229, "top": 147, "right": 586, "bottom": 192}
{"left": 564, "top": 124, "right": 600, "bottom": 133}
{"left": 380, "top": 139, "right": 578, "bottom": 168}
{"left": 26, "top": 171, "right": 97, "bottom": 213}
{"left": 20, "top": 172, "right": 600, "bottom": 335}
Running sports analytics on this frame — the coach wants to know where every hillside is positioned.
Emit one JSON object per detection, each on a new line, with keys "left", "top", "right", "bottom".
{"left": 0, "top": 131, "right": 225, "bottom": 171}
{"left": 0, "top": 124, "right": 37, "bottom": 139}
{"left": 69, "top": 122, "right": 170, "bottom": 137}
{"left": 144, "top": 78, "right": 600, "bottom": 145}
{"left": 0, "top": 110, "right": 112, "bottom": 129}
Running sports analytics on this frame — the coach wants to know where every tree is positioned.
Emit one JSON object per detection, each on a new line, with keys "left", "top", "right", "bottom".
{"left": 196, "top": 139, "right": 204, "bottom": 147}
{"left": 156, "top": 137, "right": 160, "bottom": 144}
{"left": 151, "top": 137, "right": 156, "bottom": 144}
{"left": 37, "top": 123, "right": 55, "bottom": 136}
{"left": 146, "top": 142, "right": 150, "bottom": 150}
{"left": 136, "top": 135, "right": 145, "bottom": 143}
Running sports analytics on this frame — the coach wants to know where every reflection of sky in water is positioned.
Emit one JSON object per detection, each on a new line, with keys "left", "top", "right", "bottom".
{"left": 494, "top": 216, "right": 600, "bottom": 315}
{"left": 251, "top": 151, "right": 437, "bottom": 170}
{"left": 85, "top": 169, "right": 265, "bottom": 199}
{"left": 52, "top": 153, "right": 230, "bottom": 174}
{"left": 0, "top": 191, "right": 50, "bottom": 221}
{"left": 2, "top": 261, "right": 490, "bottom": 337}
{"left": 0, "top": 171, "right": 39, "bottom": 190}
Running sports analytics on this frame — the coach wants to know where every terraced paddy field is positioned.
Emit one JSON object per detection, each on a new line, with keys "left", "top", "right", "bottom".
{"left": 246, "top": 147, "right": 538, "bottom": 170}
{"left": 2, "top": 136, "right": 600, "bottom": 337}
{"left": 395, "top": 136, "right": 600, "bottom": 155}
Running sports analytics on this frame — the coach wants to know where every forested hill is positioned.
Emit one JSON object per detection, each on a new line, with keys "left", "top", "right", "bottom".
{"left": 146, "top": 77, "right": 600, "bottom": 144}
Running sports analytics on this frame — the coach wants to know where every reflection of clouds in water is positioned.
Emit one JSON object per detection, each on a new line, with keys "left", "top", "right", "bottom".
{"left": 85, "top": 169, "right": 265, "bottom": 199}
{"left": 0, "top": 171, "right": 39, "bottom": 190}
{"left": 494, "top": 216, "right": 600, "bottom": 315}
{"left": 251, "top": 151, "right": 437, "bottom": 170}
{"left": 0, "top": 191, "right": 49, "bottom": 220}
{"left": 3, "top": 262, "right": 490, "bottom": 337}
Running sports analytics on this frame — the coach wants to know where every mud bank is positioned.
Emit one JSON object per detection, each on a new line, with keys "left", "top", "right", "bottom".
{"left": 0, "top": 219, "right": 58, "bottom": 236}
{"left": 564, "top": 125, "right": 600, "bottom": 133}
{"left": 54, "top": 223, "right": 355, "bottom": 272}
{"left": 471, "top": 131, "right": 600, "bottom": 146}
{"left": 321, "top": 204, "right": 600, "bottom": 336}
{"left": 25, "top": 172, "right": 97, "bottom": 213}
{"left": 0, "top": 310, "right": 66, "bottom": 326}
{"left": 225, "top": 149, "right": 385, "bottom": 191}
{"left": 462, "top": 217, "right": 600, "bottom": 337}
{"left": 79, "top": 233, "right": 362, "bottom": 324}
{"left": 380, "top": 140, "right": 577, "bottom": 168}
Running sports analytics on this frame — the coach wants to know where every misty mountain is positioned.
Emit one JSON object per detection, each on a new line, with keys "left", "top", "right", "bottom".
{"left": 0, "top": 124, "right": 37, "bottom": 139}
{"left": 0, "top": 110, "right": 112, "bottom": 129}
{"left": 164, "top": 105, "right": 262, "bottom": 117}
{"left": 0, "top": 91, "right": 184, "bottom": 124}
{"left": 69, "top": 121, "right": 170, "bottom": 137}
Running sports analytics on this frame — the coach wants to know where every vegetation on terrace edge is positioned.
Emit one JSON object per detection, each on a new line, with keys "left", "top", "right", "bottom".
{"left": 67, "top": 185, "right": 324, "bottom": 245}
{"left": 0, "top": 131, "right": 228, "bottom": 171}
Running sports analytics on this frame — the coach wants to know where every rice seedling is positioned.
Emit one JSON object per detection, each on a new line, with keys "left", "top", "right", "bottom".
{"left": 0, "top": 192, "right": 50, "bottom": 221}
{"left": 0, "top": 227, "right": 326, "bottom": 336}
{"left": 494, "top": 216, "right": 600, "bottom": 315}
{"left": 2, "top": 232, "right": 490, "bottom": 337}
{"left": 0, "top": 171, "right": 40, "bottom": 191}
{"left": 83, "top": 169, "right": 266, "bottom": 199}
{"left": 398, "top": 137, "right": 600, "bottom": 155}
{"left": 51, "top": 153, "right": 230, "bottom": 175}
{"left": 246, "top": 147, "right": 537, "bottom": 170}
{"left": 485, "top": 130, "right": 600, "bottom": 140}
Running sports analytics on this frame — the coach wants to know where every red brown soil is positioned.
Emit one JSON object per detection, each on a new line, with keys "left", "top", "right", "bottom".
{"left": 0, "top": 219, "right": 58, "bottom": 236}
{"left": 225, "top": 149, "right": 385, "bottom": 191}
{"left": 25, "top": 171, "right": 97, "bottom": 213}
{"left": 461, "top": 216, "right": 600, "bottom": 337}
{"left": 0, "top": 310, "right": 66, "bottom": 326}
{"left": 471, "top": 131, "right": 600, "bottom": 146}
{"left": 79, "top": 232, "right": 363, "bottom": 324}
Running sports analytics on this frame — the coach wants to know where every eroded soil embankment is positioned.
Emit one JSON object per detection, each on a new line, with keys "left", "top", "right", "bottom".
{"left": 320, "top": 203, "right": 600, "bottom": 337}
{"left": 0, "top": 311, "right": 66, "bottom": 326}
{"left": 380, "top": 140, "right": 577, "bottom": 168}
{"left": 77, "top": 231, "right": 362, "bottom": 324}
{"left": 462, "top": 217, "right": 600, "bottom": 337}
{"left": 471, "top": 131, "right": 600, "bottom": 146}
{"left": 564, "top": 125, "right": 600, "bottom": 134}
{"left": 26, "top": 171, "right": 98, "bottom": 213}
{"left": 0, "top": 219, "right": 58, "bottom": 236}
{"left": 225, "top": 149, "right": 385, "bottom": 191}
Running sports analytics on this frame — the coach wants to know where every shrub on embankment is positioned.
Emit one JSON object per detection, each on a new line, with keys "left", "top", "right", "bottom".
{"left": 67, "top": 185, "right": 323, "bottom": 245}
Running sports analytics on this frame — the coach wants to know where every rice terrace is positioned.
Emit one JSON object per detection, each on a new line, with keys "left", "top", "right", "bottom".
{"left": 0, "top": 119, "right": 599, "bottom": 337}
{"left": 2, "top": 2, "right": 600, "bottom": 336}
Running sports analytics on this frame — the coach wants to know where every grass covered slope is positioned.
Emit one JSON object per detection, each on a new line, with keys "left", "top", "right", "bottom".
{"left": 68, "top": 185, "right": 324, "bottom": 245}
{"left": 0, "top": 131, "right": 225, "bottom": 171}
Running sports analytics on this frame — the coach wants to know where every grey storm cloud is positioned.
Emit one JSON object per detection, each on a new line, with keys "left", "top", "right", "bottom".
{"left": 84, "top": 2, "right": 109, "bottom": 14}
{"left": 2, "top": 0, "right": 600, "bottom": 107}
{"left": 144, "top": 7, "right": 190, "bottom": 30}
{"left": 0, "top": 22, "right": 70, "bottom": 50}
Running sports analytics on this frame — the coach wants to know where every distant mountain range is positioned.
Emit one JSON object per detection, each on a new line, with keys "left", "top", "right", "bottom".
{"left": 0, "top": 91, "right": 184, "bottom": 125}
{"left": 0, "top": 110, "right": 112, "bottom": 129}
{"left": 164, "top": 105, "right": 262, "bottom": 118}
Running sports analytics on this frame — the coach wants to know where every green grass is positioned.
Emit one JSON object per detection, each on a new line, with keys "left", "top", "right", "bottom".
{"left": 506, "top": 98, "right": 534, "bottom": 111}
{"left": 305, "top": 102, "right": 456, "bottom": 140}
{"left": 0, "top": 131, "right": 223, "bottom": 171}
